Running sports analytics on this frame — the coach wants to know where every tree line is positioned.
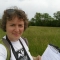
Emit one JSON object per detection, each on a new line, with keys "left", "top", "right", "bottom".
{"left": 29, "top": 11, "right": 60, "bottom": 27}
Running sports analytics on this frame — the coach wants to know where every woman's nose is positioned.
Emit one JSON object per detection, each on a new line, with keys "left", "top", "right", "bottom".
{"left": 15, "top": 26, "right": 19, "bottom": 32}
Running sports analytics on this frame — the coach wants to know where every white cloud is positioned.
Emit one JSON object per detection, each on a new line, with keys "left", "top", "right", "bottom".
{"left": 0, "top": 0, "right": 60, "bottom": 19}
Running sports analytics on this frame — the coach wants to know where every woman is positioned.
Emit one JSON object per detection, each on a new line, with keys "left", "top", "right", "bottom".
{"left": 0, "top": 6, "right": 41, "bottom": 60}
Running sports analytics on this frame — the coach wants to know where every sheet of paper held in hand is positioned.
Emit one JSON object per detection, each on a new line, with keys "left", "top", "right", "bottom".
{"left": 41, "top": 44, "right": 60, "bottom": 60}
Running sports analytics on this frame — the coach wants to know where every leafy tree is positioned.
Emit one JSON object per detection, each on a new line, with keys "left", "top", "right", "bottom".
{"left": 34, "top": 12, "right": 42, "bottom": 26}
{"left": 42, "top": 13, "right": 53, "bottom": 21}
{"left": 29, "top": 18, "right": 36, "bottom": 26}
{"left": 54, "top": 11, "right": 60, "bottom": 20}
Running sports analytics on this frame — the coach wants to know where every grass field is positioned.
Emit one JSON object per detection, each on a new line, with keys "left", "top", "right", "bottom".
{"left": 0, "top": 26, "right": 60, "bottom": 56}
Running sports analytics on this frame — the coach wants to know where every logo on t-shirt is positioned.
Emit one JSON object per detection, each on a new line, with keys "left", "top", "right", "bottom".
{"left": 16, "top": 48, "right": 29, "bottom": 60}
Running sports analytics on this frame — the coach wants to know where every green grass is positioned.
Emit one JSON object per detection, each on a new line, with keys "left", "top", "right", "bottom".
{"left": 0, "top": 29, "right": 6, "bottom": 39}
{"left": 0, "top": 26, "right": 60, "bottom": 56}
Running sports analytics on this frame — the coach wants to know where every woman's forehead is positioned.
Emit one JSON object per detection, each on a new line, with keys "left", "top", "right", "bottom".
{"left": 6, "top": 17, "right": 24, "bottom": 24}
{"left": 7, "top": 16, "right": 24, "bottom": 21}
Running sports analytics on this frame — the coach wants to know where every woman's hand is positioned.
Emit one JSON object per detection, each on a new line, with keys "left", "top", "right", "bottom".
{"left": 33, "top": 55, "right": 41, "bottom": 60}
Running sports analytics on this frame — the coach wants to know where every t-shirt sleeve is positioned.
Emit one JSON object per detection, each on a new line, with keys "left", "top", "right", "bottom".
{"left": 0, "top": 44, "right": 7, "bottom": 60}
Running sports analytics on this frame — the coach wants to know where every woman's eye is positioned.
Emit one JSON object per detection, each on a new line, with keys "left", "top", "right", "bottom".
{"left": 10, "top": 24, "right": 15, "bottom": 26}
{"left": 19, "top": 25, "right": 24, "bottom": 27}
{"left": 19, "top": 25, "right": 22, "bottom": 27}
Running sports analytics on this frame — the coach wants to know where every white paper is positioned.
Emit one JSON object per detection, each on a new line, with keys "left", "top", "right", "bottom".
{"left": 41, "top": 45, "right": 60, "bottom": 60}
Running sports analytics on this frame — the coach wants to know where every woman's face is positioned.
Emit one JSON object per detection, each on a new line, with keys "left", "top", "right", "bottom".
{"left": 6, "top": 17, "right": 24, "bottom": 41}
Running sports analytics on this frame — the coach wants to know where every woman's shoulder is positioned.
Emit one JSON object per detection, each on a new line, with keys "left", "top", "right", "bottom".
{"left": 0, "top": 38, "right": 8, "bottom": 55}
{"left": 0, "top": 39, "right": 7, "bottom": 53}
{"left": 0, "top": 44, "right": 7, "bottom": 51}
{"left": 21, "top": 37, "right": 29, "bottom": 46}
{"left": 0, "top": 44, "right": 7, "bottom": 59}
{"left": 0, "top": 44, "right": 7, "bottom": 56}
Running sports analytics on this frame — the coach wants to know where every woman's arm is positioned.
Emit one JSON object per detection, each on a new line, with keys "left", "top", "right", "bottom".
{"left": 33, "top": 55, "right": 41, "bottom": 60}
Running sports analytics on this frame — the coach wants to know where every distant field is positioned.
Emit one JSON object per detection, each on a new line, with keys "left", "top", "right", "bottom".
{"left": 0, "top": 26, "right": 60, "bottom": 56}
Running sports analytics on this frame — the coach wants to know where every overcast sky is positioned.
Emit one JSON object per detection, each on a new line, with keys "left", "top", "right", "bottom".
{"left": 0, "top": 0, "right": 60, "bottom": 19}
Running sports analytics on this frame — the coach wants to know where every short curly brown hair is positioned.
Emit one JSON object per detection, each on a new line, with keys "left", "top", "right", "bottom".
{"left": 1, "top": 7, "right": 28, "bottom": 32}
